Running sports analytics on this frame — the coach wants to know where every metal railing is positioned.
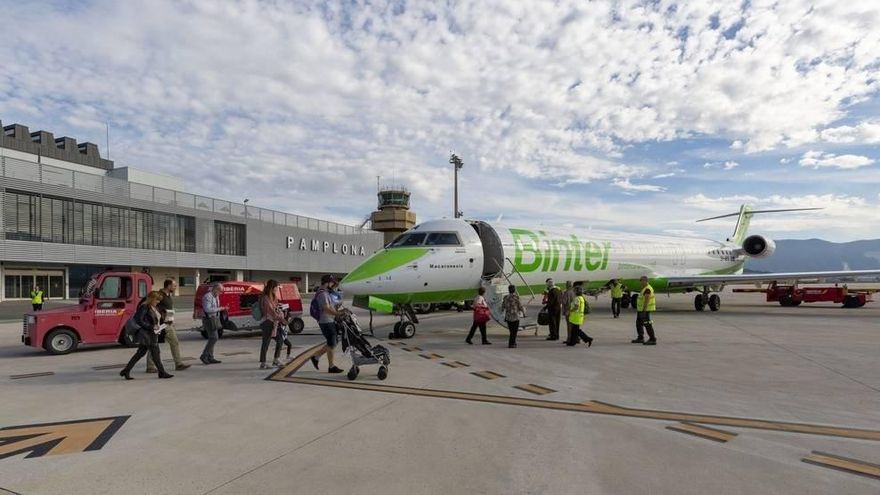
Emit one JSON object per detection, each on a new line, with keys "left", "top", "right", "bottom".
{"left": 0, "top": 156, "right": 368, "bottom": 235}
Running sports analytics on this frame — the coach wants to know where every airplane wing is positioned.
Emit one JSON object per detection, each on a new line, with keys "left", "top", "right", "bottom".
{"left": 665, "top": 269, "right": 880, "bottom": 288}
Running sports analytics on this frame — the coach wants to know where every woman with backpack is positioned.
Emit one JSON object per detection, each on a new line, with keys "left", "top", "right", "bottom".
{"left": 466, "top": 287, "right": 492, "bottom": 345}
{"left": 258, "top": 279, "right": 288, "bottom": 369}
{"left": 120, "top": 291, "right": 173, "bottom": 380}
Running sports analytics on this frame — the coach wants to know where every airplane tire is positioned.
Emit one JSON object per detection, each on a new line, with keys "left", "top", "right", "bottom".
{"left": 694, "top": 294, "right": 705, "bottom": 311}
{"left": 708, "top": 294, "right": 721, "bottom": 312}
{"left": 630, "top": 294, "right": 638, "bottom": 310}
{"left": 391, "top": 322, "right": 402, "bottom": 338}
{"left": 398, "top": 322, "right": 416, "bottom": 339}
{"left": 621, "top": 294, "right": 631, "bottom": 309}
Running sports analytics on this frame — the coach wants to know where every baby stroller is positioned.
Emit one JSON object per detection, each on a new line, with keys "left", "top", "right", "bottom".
{"left": 336, "top": 308, "right": 391, "bottom": 381}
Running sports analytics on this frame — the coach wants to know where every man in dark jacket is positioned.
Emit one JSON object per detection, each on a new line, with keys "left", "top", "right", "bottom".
{"left": 544, "top": 278, "right": 563, "bottom": 341}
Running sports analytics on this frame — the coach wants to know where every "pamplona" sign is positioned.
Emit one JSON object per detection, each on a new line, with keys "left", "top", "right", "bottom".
{"left": 286, "top": 236, "right": 367, "bottom": 256}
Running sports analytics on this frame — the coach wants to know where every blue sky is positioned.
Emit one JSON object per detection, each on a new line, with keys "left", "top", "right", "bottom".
{"left": 2, "top": 0, "right": 879, "bottom": 241}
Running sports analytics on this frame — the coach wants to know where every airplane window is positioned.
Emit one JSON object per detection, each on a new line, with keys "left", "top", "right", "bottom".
{"left": 390, "top": 233, "right": 427, "bottom": 247}
{"left": 425, "top": 232, "right": 461, "bottom": 246}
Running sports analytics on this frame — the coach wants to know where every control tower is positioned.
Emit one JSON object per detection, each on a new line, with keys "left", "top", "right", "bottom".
{"left": 369, "top": 185, "right": 417, "bottom": 244}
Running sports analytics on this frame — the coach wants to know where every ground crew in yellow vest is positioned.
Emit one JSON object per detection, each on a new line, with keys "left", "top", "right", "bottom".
{"left": 610, "top": 279, "right": 624, "bottom": 318}
{"left": 566, "top": 284, "right": 594, "bottom": 347}
{"left": 30, "top": 286, "right": 45, "bottom": 311}
{"left": 632, "top": 276, "right": 657, "bottom": 345}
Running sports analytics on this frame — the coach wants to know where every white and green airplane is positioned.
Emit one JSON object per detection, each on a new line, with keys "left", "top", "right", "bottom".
{"left": 341, "top": 205, "right": 880, "bottom": 338}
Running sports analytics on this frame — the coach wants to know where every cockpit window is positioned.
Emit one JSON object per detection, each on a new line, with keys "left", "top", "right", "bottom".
{"left": 425, "top": 232, "right": 461, "bottom": 246}
{"left": 389, "top": 233, "right": 427, "bottom": 247}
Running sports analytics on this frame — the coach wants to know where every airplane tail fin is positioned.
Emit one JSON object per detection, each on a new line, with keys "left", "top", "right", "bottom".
{"left": 696, "top": 205, "right": 822, "bottom": 244}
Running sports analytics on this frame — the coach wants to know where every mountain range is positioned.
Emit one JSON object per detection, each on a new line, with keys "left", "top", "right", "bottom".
{"left": 743, "top": 239, "right": 880, "bottom": 273}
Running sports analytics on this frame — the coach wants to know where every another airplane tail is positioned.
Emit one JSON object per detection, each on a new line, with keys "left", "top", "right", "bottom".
{"left": 696, "top": 204, "right": 822, "bottom": 244}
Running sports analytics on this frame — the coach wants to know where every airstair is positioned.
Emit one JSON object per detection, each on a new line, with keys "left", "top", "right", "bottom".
{"left": 480, "top": 258, "right": 539, "bottom": 331}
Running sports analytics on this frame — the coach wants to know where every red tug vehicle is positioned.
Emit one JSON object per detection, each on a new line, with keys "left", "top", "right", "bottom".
{"left": 734, "top": 282, "right": 873, "bottom": 308}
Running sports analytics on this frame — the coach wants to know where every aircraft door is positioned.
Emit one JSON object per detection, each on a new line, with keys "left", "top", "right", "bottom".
{"left": 469, "top": 221, "right": 504, "bottom": 278}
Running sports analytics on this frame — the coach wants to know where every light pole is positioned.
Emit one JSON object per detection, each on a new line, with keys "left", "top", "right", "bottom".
{"left": 449, "top": 153, "right": 463, "bottom": 218}
{"left": 243, "top": 198, "right": 249, "bottom": 219}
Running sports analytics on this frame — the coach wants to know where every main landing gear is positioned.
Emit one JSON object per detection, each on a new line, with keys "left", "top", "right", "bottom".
{"left": 694, "top": 291, "right": 721, "bottom": 312}
{"left": 390, "top": 304, "right": 419, "bottom": 339}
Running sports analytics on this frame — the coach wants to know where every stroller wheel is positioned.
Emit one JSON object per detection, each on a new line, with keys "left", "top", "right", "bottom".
{"left": 377, "top": 366, "right": 388, "bottom": 380}
{"left": 347, "top": 366, "right": 359, "bottom": 381}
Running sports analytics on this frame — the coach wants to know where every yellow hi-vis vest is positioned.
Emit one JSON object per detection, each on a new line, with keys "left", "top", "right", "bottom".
{"left": 31, "top": 290, "right": 44, "bottom": 304}
{"left": 611, "top": 282, "right": 623, "bottom": 299}
{"left": 637, "top": 284, "right": 656, "bottom": 312}
{"left": 568, "top": 295, "right": 586, "bottom": 325}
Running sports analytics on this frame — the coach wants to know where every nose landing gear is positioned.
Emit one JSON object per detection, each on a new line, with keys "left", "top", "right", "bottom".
{"left": 389, "top": 304, "right": 419, "bottom": 339}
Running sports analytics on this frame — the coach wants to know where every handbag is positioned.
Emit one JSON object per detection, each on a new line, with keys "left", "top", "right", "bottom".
{"left": 537, "top": 306, "right": 551, "bottom": 326}
{"left": 474, "top": 305, "right": 491, "bottom": 324}
{"left": 123, "top": 316, "right": 141, "bottom": 338}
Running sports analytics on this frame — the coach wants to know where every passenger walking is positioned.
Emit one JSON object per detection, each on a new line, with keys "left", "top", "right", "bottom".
{"left": 466, "top": 287, "right": 492, "bottom": 345}
{"left": 120, "top": 291, "right": 173, "bottom": 380}
{"left": 632, "top": 276, "right": 657, "bottom": 345}
{"left": 566, "top": 285, "right": 593, "bottom": 347}
{"left": 610, "top": 279, "right": 623, "bottom": 318}
{"left": 200, "top": 283, "right": 226, "bottom": 365}
{"left": 502, "top": 285, "right": 525, "bottom": 348}
{"left": 560, "top": 281, "right": 574, "bottom": 343}
{"left": 543, "top": 278, "right": 562, "bottom": 341}
{"left": 30, "top": 285, "right": 45, "bottom": 311}
{"left": 258, "top": 280, "right": 287, "bottom": 369}
{"left": 146, "top": 279, "right": 191, "bottom": 373}
{"left": 310, "top": 275, "right": 344, "bottom": 374}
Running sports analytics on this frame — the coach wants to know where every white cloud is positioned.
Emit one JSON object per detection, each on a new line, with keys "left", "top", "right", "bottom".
{"left": 799, "top": 150, "right": 875, "bottom": 169}
{"left": 780, "top": 157, "right": 791, "bottom": 164}
{"left": 0, "top": 0, "right": 878, "bottom": 233}
{"left": 820, "top": 120, "right": 880, "bottom": 144}
{"left": 652, "top": 172, "right": 676, "bottom": 179}
{"left": 611, "top": 177, "right": 665, "bottom": 192}
{"left": 703, "top": 160, "right": 739, "bottom": 170}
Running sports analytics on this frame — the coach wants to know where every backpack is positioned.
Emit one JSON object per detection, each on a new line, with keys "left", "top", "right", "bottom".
{"left": 251, "top": 296, "right": 263, "bottom": 321}
{"left": 309, "top": 289, "right": 325, "bottom": 322}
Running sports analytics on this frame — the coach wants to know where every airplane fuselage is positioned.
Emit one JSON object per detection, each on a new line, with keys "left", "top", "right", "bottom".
{"left": 341, "top": 218, "right": 744, "bottom": 304}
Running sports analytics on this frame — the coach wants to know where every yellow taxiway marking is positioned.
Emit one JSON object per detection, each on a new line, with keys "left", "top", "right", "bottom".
{"left": 471, "top": 370, "right": 506, "bottom": 380}
{"left": 9, "top": 372, "right": 54, "bottom": 380}
{"left": 441, "top": 362, "right": 467, "bottom": 368}
{"left": 666, "top": 422, "right": 738, "bottom": 443}
{"left": 265, "top": 343, "right": 325, "bottom": 380}
{"left": 269, "top": 374, "right": 880, "bottom": 442}
{"left": 802, "top": 451, "right": 880, "bottom": 480}
{"left": 514, "top": 384, "right": 557, "bottom": 396}
{"left": 0, "top": 416, "right": 129, "bottom": 459}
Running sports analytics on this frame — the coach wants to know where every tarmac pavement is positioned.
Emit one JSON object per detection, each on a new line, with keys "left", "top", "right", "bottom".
{"left": 1, "top": 291, "right": 879, "bottom": 494}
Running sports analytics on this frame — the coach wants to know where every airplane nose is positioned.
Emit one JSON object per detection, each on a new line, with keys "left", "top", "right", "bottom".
{"left": 340, "top": 248, "right": 428, "bottom": 294}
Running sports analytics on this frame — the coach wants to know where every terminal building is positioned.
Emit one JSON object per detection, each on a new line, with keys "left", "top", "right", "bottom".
{"left": 0, "top": 120, "right": 393, "bottom": 301}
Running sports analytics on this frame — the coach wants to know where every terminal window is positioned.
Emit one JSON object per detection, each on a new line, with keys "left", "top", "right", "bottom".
{"left": 2, "top": 190, "right": 196, "bottom": 253}
{"left": 214, "top": 220, "right": 246, "bottom": 256}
